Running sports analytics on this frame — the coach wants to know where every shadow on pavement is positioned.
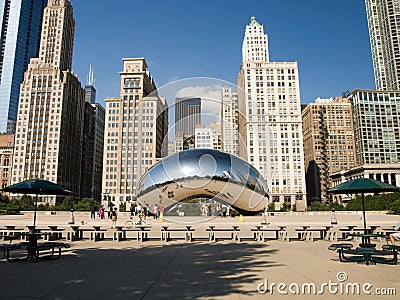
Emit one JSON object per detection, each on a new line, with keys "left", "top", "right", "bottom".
{"left": 0, "top": 242, "right": 282, "bottom": 299}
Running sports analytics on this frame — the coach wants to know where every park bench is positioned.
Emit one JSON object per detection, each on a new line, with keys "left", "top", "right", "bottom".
{"left": 0, "top": 230, "right": 26, "bottom": 242}
{"left": 0, "top": 243, "right": 22, "bottom": 258}
{"left": 135, "top": 226, "right": 151, "bottom": 242}
{"left": 41, "top": 230, "right": 65, "bottom": 241}
{"left": 24, "top": 242, "right": 71, "bottom": 263}
{"left": 250, "top": 226, "right": 283, "bottom": 241}
{"left": 67, "top": 225, "right": 105, "bottom": 242}
{"left": 161, "top": 226, "right": 195, "bottom": 242}
{"left": 113, "top": 227, "right": 143, "bottom": 241}
{"left": 338, "top": 247, "right": 376, "bottom": 264}
{"left": 4, "top": 241, "right": 70, "bottom": 263}
{"left": 206, "top": 226, "right": 240, "bottom": 242}
{"left": 370, "top": 248, "right": 398, "bottom": 265}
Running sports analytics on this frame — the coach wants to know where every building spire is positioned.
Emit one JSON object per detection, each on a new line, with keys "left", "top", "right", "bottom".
{"left": 87, "top": 64, "right": 95, "bottom": 86}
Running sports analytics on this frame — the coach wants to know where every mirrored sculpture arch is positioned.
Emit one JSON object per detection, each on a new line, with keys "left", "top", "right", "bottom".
{"left": 137, "top": 149, "right": 268, "bottom": 214}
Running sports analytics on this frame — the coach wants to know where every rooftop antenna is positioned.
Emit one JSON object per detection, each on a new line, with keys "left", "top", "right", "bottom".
{"left": 87, "top": 64, "right": 95, "bottom": 86}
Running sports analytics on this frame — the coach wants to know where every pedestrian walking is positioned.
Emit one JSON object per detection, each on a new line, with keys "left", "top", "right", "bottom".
{"left": 153, "top": 204, "right": 159, "bottom": 219}
{"left": 90, "top": 204, "right": 96, "bottom": 219}
{"left": 111, "top": 207, "right": 118, "bottom": 228}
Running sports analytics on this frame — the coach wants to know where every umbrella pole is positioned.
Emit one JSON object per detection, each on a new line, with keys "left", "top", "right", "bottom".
{"left": 33, "top": 194, "right": 38, "bottom": 230}
{"left": 362, "top": 193, "right": 367, "bottom": 235}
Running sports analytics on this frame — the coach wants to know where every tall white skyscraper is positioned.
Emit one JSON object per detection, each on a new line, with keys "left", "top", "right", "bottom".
{"left": 237, "top": 17, "right": 306, "bottom": 210}
{"left": 221, "top": 86, "right": 239, "bottom": 156}
{"left": 12, "top": 0, "right": 85, "bottom": 204}
{"left": 365, "top": 0, "right": 400, "bottom": 90}
{"left": 102, "top": 58, "right": 168, "bottom": 202}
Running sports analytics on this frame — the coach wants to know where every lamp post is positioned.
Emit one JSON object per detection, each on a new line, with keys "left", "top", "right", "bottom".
{"left": 68, "top": 208, "right": 75, "bottom": 225}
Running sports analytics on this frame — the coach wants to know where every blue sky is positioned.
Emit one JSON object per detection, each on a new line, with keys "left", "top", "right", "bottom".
{"left": 70, "top": 0, "right": 375, "bottom": 108}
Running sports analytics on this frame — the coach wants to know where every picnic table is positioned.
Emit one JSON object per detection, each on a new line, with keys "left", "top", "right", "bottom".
{"left": 346, "top": 233, "right": 387, "bottom": 248}
{"left": 295, "top": 226, "right": 310, "bottom": 240}
{"left": 5, "top": 241, "right": 70, "bottom": 263}
{"left": 113, "top": 225, "right": 127, "bottom": 241}
{"left": 67, "top": 225, "right": 82, "bottom": 241}
{"left": 206, "top": 225, "right": 241, "bottom": 242}
{"left": 329, "top": 233, "right": 398, "bottom": 265}
{"left": 136, "top": 225, "right": 151, "bottom": 241}
{"left": 40, "top": 225, "right": 65, "bottom": 241}
{"left": 161, "top": 225, "right": 194, "bottom": 242}
{"left": 89, "top": 226, "right": 106, "bottom": 241}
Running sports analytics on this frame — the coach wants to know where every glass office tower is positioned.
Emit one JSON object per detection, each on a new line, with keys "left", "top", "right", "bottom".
{"left": 0, "top": 0, "right": 47, "bottom": 133}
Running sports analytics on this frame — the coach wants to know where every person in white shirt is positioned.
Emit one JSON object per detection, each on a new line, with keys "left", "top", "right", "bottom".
{"left": 389, "top": 220, "right": 400, "bottom": 245}
{"left": 136, "top": 203, "right": 142, "bottom": 215}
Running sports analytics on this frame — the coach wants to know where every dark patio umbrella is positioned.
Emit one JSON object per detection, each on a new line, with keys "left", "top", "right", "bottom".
{"left": 1, "top": 179, "right": 72, "bottom": 229}
{"left": 327, "top": 178, "right": 400, "bottom": 234}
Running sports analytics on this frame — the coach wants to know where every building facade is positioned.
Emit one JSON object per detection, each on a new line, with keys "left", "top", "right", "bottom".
{"left": 349, "top": 89, "right": 400, "bottom": 166}
{"left": 330, "top": 89, "right": 400, "bottom": 203}
{"left": 82, "top": 66, "right": 105, "bottom": 201}
{"left": 365, "top": 0, "right": 400, "bottom": 90}
{"left": 221, "top": 86, "right": 239, "bottom": 155}
{"left": 92, "top": 103, "right": 105, "bottom": 201}
{"left": 0, "top": 134, "right": 14, "bottom": 190}
{"left": 237, "top": 17, "right": 306, "bottom": 210}
{"left": 12, "top": 0, "right": 85, "bottom": 204}
{"left": 85, "top": 65, "right": 96, "bottom": 104}
{"left": 194, "top": 122, "right": 221, "bottom": 150}
{"left": 80, "top": 102, "right": 95, "bottom": 199}
{"left": 175, "top": 97, "right": 201, "bottom": 137}
{"left": 302, "top": 96, "right": 356, "bottom": 204}
{"left": 102, "top": 58, "right": 168, "bottom": 202}
{"left": 0, "top": 0, "right": 48, "bottom": 133}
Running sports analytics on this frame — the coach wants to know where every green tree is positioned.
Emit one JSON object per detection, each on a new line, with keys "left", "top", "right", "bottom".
{"left": 119, "top": 202, "right": 126, "bottom": 212}
{"left": 328, "top": 202, "right": 345, "bottom": 211}
{"left": 18, "top": 194, "right": 34, "bottom": 210}
{"left": 281, "top": 202, "right": 291, "bottom": 212}
{"left": 390, "top": 199, "right": 400, "bottom": 215}
{"left": 74, "top": 198, "right": 98, "bottom": 211}
{"left": 60, "top": 197, "right": 75, "bottom": 211}
{"left": 307, "top": 201, "right": 329, "bottom": 211}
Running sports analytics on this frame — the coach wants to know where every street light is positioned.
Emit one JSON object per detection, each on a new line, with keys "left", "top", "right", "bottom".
{"left": 68, "top": 208, "right": 75, "bottom": 224}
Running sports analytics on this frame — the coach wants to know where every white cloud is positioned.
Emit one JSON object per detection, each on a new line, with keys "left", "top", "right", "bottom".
{"left": 175, "top": 85, "right": 222, "bottom": 116}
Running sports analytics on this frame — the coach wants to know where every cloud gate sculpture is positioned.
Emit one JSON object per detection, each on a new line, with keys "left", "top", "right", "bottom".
{"left": 137, "top": 149, "right": 269, "bottom": 214}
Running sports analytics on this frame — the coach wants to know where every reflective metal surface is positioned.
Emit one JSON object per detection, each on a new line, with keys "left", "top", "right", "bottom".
{"left": 137, "top": 149, "right": 268, "bottom": 213}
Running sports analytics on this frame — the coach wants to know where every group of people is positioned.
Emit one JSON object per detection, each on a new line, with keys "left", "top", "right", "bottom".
{"left": 90, "top": 204, "right": 109, "bottom": 220}
{"left": 130, "top": 203, "right": 164, "bottom": 220}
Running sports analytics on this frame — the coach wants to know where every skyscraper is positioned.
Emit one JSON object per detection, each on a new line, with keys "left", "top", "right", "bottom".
{"left": 85, "top": 65, "right": 96, "bottom": 104}
{"left": 102, "top": 58, "right": 168, "bottom": 202}
{"left": 221, "top": 86, "right": 239, "bottom": 155}
{"left": 237, "top": 17, "right": 306, "bottom": 210}
{"left": 330, "top": 89, "right": 400, "bottom": 199}
{"left": 302, "top": 96, "right": 356, "bottom": 204}
{"left": 81, "top": 65, "right": 105, "bottom": 201}
{"left": 0, "top": 0, "right": 48, "bottom": 133}
{"left": 92, "top": 103, "right": 105, "bottom": 202}
{"left": 174, "top": 97, "right": 201, "bottom": 137}
{"left": 12, "top": 0, "right": 85, "bottom": 204}
{"left": 365, "top": 0, "right": 400, "bottom": 90}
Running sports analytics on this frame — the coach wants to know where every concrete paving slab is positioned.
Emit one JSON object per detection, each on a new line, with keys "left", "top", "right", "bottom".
{"left": 0, "top": 213, "right": 399, "bottom": 299}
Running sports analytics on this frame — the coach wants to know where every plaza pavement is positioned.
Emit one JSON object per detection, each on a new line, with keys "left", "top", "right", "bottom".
{"left": 0, "top": 212, "right": 399, "bottom": 300}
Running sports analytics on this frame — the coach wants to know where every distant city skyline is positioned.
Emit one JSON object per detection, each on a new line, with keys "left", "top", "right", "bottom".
{"left": 69, "top": 0, "right": 375, "bottom": 109}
